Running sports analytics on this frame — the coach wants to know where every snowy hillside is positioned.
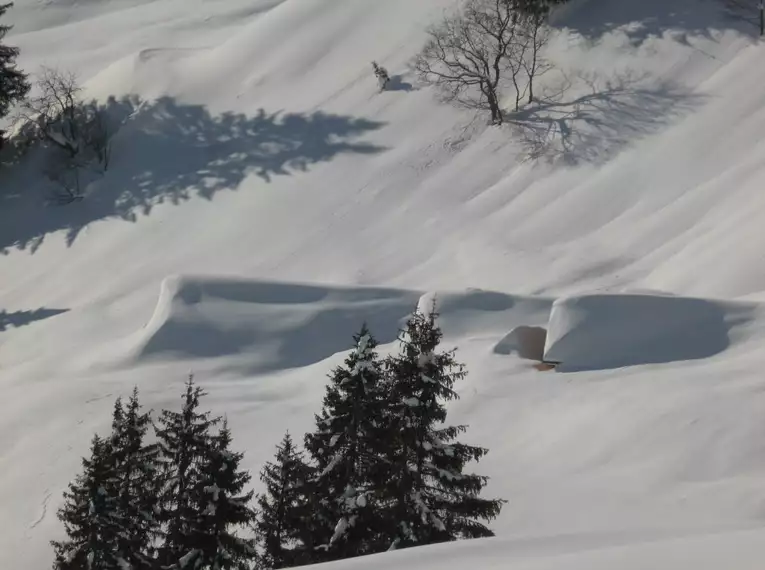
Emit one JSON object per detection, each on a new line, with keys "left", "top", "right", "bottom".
{"left": 3, "top": 0, "right": 765, "bottom": 567}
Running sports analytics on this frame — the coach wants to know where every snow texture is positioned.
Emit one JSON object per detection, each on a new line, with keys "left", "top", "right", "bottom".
{"left": 3, "top": 0, "right": 765, "bottom": 568}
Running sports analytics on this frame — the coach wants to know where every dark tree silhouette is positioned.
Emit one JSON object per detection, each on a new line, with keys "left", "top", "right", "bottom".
{"left": 0, "top": 3, "right": 29, "bottom": 120}
{"left": 192, "top": 419, "right": 258, "bottom": 570}
{"left": 154, "top": 376, "right": 221, "bottom": 569}
{"left": 109, "top": 389, "right": 162, "bottom": 569}
{"left": 51, "top": 435, "right": 123, "bottom": 570}
{"left": 255, "top": 432, "right": 314, "bottom": 569}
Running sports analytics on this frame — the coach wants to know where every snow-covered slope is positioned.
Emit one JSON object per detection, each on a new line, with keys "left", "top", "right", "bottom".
{"left": 3, "top": 0, "right": 765, "bottom": 567}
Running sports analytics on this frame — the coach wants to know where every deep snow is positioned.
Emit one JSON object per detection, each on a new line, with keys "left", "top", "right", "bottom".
{"left": 3, "top": 0, "right": 765, "bottom": 568}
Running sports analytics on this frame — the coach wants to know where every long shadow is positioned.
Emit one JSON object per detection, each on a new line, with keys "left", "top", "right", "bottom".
{"left": 0, "top": 308, "right": 69, "bottom": 332}
{"left": 387, "top": 74, "right": 416, "bottom": 92}
{"left": 0, "top": 95, "right": 386, "bottom": 254}
{"left": 553, "top": 0, "right": 760, "bottom": 45}
{"left": 505, "top": 70, "right": 706, "bottom": 165}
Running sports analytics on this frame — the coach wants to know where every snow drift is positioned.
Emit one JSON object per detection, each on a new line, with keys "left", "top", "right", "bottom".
{"left": 542, "top": 292, "right": 755, "bottom": 370}
{"left": 133, "top": 275, "right": 421, "bottom": 371}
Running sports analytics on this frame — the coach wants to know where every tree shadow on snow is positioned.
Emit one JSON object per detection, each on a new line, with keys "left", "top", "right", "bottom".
{"left": 0, "top": 308, "right": 69, "bottom": 332}
{"left": 386, "top": 74, "right": 416, "bottom": 92}
{"left": 505, "top": 70, "right": 706, "bottom": 165}
{"left": 0, "top": 95, "right": 386, "bottom": 254}
{"left": 552, "top": 0, "right": 761, "bottom": 46}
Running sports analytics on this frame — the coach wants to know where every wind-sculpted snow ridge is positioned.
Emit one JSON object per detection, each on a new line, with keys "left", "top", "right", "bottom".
{"left": 132, "top": 275, "right": 422, "bottom": 372}
{"left": 542, "top": 292, "right": 760, "bottom": 371}
{"left": 132, "top": 277, "right": 555, "bottom": 373}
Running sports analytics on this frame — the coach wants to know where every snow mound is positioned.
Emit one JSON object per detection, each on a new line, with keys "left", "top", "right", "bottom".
{"left": 133, "top": 280, "right": 554, "bottom": 373}
{"left": 132, "top": 276, "right": 421, "bottom": 372}
{"left": 542, "top": 292, "right": 755, "bottom": 371}
{"left": 322, "top": 528, "right": 765, "bottom": 570}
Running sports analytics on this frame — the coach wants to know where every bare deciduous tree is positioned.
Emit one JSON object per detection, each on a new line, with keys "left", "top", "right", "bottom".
{"left": 520, "top": 12, "right": 552, "bottom": 105}
{"left": 15, "top": 67, "right": 112, "bottom": 202}
{"left": 414, "top": 0, "right": 554, "bottom": 124}
{"left": 415, "top": 0, "right": 520, "bottom": 124}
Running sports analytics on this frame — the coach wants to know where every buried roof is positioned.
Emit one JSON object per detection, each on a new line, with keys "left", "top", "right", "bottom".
{"left": 541, "top": 292, "right": 752, "bottom": 372}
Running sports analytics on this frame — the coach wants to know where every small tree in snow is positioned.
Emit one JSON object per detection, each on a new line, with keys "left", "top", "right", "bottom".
{"left": 303, "top": 325, "right": 392, "bottom": 560}
{"left": 382, "top": 301, "right": 505, "bottom": 550}
{"left": 371, "top": 62, "right": 390, "bottom": 92}
{"left": 154, "top": 376, "right": 221, "bottom": 569}
{"left": 51, "top": 435, "right": 123, "bottom": 570}
{"left": 255, "top": 432, "right": 314, "bottom": 569}
{"left": 192, "top": 419, "right": 258, "bottom": 570}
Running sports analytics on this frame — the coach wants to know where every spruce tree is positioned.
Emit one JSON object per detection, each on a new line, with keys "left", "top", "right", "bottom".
{"left": 51, "top": 435, "right": 123, "bottom": 570}
{"left": 155, "top": 376, "right": 220, "bottom": 569}
{"left": 303, "top": 325, "right": 391, "bottom": 559}
{"left": 255, "top": 432, "right": 313, "bottom": 569}
{"left": 109, "top": 389, "right": 162, "bottom": 569}
{"left": 0, "top": 3, "right": 29, "bottom": 120}
{"left": 506, "top": 0, "right": 567, "bottom": 17}
{"left": 382, "top": 302, "right": 505, "bottom": 550}
{"left": 192, "top": 419, "right": 257, "bottom": 570}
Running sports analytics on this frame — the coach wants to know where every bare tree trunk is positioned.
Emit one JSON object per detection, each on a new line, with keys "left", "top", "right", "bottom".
{"left": 414, "top": 0, "right": 519, "bottom": 125}
{"left": 488, "top": 90, "right": 502, "bottom": 124}
{"left": 527, "top": 26, "right": 538, "bottom": 104}
{"left": 481, "top": 85, "right": 502, "bottom": 125}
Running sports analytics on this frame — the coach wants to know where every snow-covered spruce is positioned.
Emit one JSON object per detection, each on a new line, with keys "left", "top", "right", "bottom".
{"left": 255, "top": 432, "right": 314, "bottom": 569}
{"left": 108, "top": 388, "right": 162, "bottom": 570}
{"left": 51, "top": 435, "right": 124, "bottom": 570}
{"left": 191, "top": 418, "right": 257, "bottom": 570}
{"left": 0, "top": 3, "right": 29, "bottom": 121}
{"left": 153, "top": 376, "right": 222, "bottom": 569}
{"left": 371, "top": 61, "right": 390, "bottom": 92}
{"left": 303, "top": 324, "right": 392, "bottom": 560}
{"left": 381, "top": 302, "right": 505, "bottom": 548}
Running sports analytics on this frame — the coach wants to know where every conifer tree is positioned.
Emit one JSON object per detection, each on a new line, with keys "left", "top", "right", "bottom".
{"left": 382, "top": 302, "right": 505, "bottom": 550}
{"left": 511, "top": 0, "right": 569, "bottom": 17}
{"left": 303, "top": 325, "right": 391, "bottom": 559}
{"left": 192, "top": 419, "right": 258, "bottom": 570}
{"left": 371, "top": 61, "right": 390, "bottom": 92}
{"left": 109, "top": 388, "right": 162, "bottom": 569}
{"left": 51, "top": 435, "right": 123, "bottom": 570}
{"left": 0, "top": 3, "right": 29, "bottom": 120}
{"left": 155, "top": 376, "right": 220, "bottom": 569}
{"left": 255, "top": 432, "right": 313, "bottom": 569}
